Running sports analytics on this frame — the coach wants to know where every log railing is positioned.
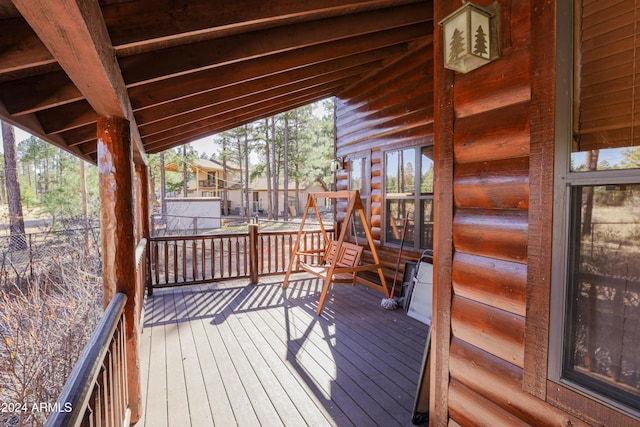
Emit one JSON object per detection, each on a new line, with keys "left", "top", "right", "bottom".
{"left": 148, "top": 228, "right": 332, "bottom": 289}
{"left": 45, "top": 293, "right": 128, "bottom": 427}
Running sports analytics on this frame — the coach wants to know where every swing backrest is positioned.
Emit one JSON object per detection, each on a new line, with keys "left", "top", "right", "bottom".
{"left": 322, "top": 241, "right": 363, "bottom": 268}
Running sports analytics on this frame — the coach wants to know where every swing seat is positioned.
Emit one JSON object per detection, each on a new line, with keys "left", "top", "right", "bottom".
{"left": 299, "top": 241, "right": 363, "bottom": 285}
{"left": 282, "top": 190, "right": 390, "bottom": 315}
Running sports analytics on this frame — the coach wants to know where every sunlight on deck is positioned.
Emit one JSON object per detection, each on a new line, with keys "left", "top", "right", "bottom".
{"left": 137, "top": 273, "right": 429, "bottom": 427}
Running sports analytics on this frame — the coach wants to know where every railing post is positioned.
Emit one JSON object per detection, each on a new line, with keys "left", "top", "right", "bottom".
{"left": 249, "top": 224, "right": 259, "bottom": 284}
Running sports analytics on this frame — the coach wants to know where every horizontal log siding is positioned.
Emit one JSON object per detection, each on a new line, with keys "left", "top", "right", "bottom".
{"left": 435, "top": 0, "right": 559, "bottom": 424}
{"left": 441, "top": 0, "right": 640, "bottom": 424}
{"left": 451, "top": 296, "right": 525, "bottom": 368}
{"left": 449, "top": 338, "right": 588, "bottom": 426}
{"left": 452, "top": 252, "right": 526, "bottom": 317}
{"left": 334, "top": 42, "right": 435, "bottom": 284}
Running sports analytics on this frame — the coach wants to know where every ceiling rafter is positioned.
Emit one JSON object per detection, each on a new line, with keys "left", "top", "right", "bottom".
{"left": 129, "top": 25, "right": 425, "bottom": 111}
{"left": 119, "top": 3, "right": 431, "bottom": 86}
{"left": 10, "top": 0, "right": 146, "bottom": 163}
{"left": 105, "top": 0, "right": 425, "bottom": 52}
{"left": 0, "top": 0, "right": 434, "bottom": 162}
{"left": 141, "top": 80, "right": 353, "bottom": 143}
{"left": 133, "top": 44, "right": 407, "bottom": 125}
{"left": 138, "top": 72, "right": 364, "bottom": 138}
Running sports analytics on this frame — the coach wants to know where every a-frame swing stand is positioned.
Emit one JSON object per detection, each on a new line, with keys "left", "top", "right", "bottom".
{"left": 283, "top": 190, "right": 390, "bottom": 315}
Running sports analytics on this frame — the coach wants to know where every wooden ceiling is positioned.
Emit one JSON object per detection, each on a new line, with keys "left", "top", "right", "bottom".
{"left": 0, "top": 0, "right": 433, "bottom": 164}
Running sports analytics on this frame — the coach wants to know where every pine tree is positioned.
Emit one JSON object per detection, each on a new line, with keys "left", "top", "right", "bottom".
{"left": 473, "top": 25, "right": 488, "bottom": 57}
{"left": 449, "top": 28, "right": 465, "bottom": 62}
{"left": 1, "top": 121, "right": 26, "bottom": 249}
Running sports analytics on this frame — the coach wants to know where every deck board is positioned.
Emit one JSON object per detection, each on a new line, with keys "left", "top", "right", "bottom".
{"left": 136, "top": 273, "right": 430, "bottom": 427}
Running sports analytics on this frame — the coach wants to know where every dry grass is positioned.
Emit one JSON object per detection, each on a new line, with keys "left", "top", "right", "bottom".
{"left": 0, "top": 232, "right": 102, "bottom": 427}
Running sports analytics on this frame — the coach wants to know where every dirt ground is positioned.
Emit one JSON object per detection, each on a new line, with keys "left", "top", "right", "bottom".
{"left": 0, "top": 204, "right": 52, "bottom": 234}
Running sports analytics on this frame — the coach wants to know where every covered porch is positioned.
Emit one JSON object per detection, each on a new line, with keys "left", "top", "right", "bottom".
{"left": 138, "top": 274, "right": 429, "bottom": 426}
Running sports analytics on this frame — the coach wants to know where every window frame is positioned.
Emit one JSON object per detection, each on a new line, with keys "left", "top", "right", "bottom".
{"left": 347, "top": 152, "right": 371, "bottom": 240}
{"left": 549, "top": 0, "right": 640, "bottom": 417}
{"left": 383, "top": 145, "right": 434, "bottom": 250}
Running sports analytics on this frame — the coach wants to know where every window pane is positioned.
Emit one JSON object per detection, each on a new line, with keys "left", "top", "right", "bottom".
{"left": 420, "top": 199, "right": 434, "bottom": 249}
{"left": 351, "top": 196, "right": 369, "bottom": 240}
{"left": 565, "top": 184, "right": 640, "bottom": 410}
{"left": 385, "top": 200, "right": 414, "bottom": 246}
{"left": 571, "top": 148, "right": 640, "bottom": 172}
{"left": 386, "top": 151, "right": 399, "bottom": 193}
{"left": 398, "top": 148, "right": 415, "bottom": 195}
{"left": 350, "top": 158, "right": 363, "bottom": 191}
{"left": 421, "top": 147, "right": 434, "bottom": 194}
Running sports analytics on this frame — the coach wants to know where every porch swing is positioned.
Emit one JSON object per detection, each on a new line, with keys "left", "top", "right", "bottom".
{"left": 283, "top": 190, "right": 390, "bottom": 315}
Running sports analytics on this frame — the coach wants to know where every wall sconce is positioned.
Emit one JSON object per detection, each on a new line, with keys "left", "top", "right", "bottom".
{"left": 330, "top": 157, "right": 343, "bottom": 172}
{"left": 440, "top": 1, "right": 499, "bottom": 74}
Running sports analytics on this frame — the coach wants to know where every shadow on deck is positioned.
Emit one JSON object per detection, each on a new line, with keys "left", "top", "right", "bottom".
{"left": 137, "top": 273, "right": 429, "bottom": 427}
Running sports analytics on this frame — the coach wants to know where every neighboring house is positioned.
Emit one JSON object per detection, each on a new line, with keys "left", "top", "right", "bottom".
{"left": 248, "top": 175, "right": 330, "bottom": 216}
{"left": 164, "top": 158, "right": 241, "bottom": 214}
{"left": 165, "top": 159, "right": 332, "bottom": 217}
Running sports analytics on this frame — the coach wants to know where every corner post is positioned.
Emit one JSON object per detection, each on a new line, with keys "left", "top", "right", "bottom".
{"left": 98, "top": 116, "right": 142, "bottom": 423}
{"left": 135, "top": 163, "right": 152, "bottom": 296}
{"left": 248, "top": 224, "right": 259, "bottom": 284}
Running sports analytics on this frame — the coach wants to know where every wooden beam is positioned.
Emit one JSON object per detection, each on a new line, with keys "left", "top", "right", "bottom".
{"left": 0, "top": 99, "right": 92, "bottom": 162}
{"left": 144, "top": 87, "right": 338, "bottom": 145}
{"left": 134, "top": 44, "right": 407, "bottom": 125}
{"left": 11, "top": 0, "right": 146, "bottom": 164}
{"left": 0, "top": 17, "right": 54, "bottom": 73}
{"left": 37, "top": 100, "right": 99, "bottom": 135}
{"left": 105, "top": 0, "right": 428, "bottom": 51}
{"left": 138, "top": 69, "right": 364, "bottom": 138}
{"left": 144, "top": 88, "right": 336, "bottom": 149}
{"left": 147, "top": 94, "right": 336, "bottom": 153}
{"left": 524, "top": 0, "right": 555, "bottom": 399}
{"left": 0, "top": 70, "right": 83, "bottom": 116}
{"left": 97, "top": 116, "right": 142, "bottom": 422}
{"left": 431, "top": 0, "right": 456, "bottom": 424}
{"left": 118, "top": 3, "right": 432, "bottom": 86}
{"left": 129, "top": 26, "right": 422, "bottom": 110}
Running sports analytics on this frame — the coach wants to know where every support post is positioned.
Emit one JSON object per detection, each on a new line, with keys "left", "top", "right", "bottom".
{"left": 135, "top": 164, "right": 153, "bottom": 297}
{"left": 249, "top": 224, "right": 259, "bottom": 284}
{"left": 98, "top": 116, "right": 142, "bottom": 422}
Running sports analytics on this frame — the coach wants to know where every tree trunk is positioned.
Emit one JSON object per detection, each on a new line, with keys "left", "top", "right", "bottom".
{"left": 160, "top": 152, "right": 167, "bottom": 216}
{"left": 294, "top": 113, "right": 300, "bottom": 214}
{"left": 264, "top": 119, "right": 273, "bottom": 219}
{"left": 222, "top": 137, "right": 228, "bottom": 215}
{"left": 79, "top": 158, "right": 88, "bottom": 227}
{"left": 1, "top": 121, "right": 26, "bottom": 250}
{"left": 182, "top": 145, "right": 188, "bottom": 197}
{"left": 272, "top": 117, "right": 279, "bottom": 220}
{"left": 244, "top": 125, "right": 250, "bottom": 219}
{"left": 237, "top": 136, "right": 244, "bottom": 215}
{"left": 283, "top": 114, "right": 289, "bottom": 221}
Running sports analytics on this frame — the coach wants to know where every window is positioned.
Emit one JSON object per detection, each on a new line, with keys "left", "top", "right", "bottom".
{"left": 551, "top": 0, "right": 640, "bottom": 415}
{"left": 384, "top": 147, "right": 434, "bottom": 249}
{"left": 349, "top": 155, "right": 370, "bottom": 240}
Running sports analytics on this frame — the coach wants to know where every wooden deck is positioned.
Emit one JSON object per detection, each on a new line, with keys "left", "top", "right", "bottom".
{"left": 136, "top": 273, "right": 429, "bottom": 427}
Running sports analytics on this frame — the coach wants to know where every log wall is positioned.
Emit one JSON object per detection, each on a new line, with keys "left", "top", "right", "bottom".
{"left": 335, "top": 0, "right": 640, "bottom": 425}
{"left": 431, "top": 0, "right": 640, "bottom": 426}
{"left": 334, "top": 40, "right": 435, "bottom": 282}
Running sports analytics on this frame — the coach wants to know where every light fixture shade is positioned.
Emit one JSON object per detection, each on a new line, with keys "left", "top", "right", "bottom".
{"left": 441, "top": 2, "right": 495, "bottom": 73}
{"left": 330, "top": 157, "right": 343, "bottom": 172}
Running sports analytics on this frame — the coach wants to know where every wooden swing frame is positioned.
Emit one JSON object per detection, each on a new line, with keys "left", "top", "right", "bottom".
{"left": 283, "top": 190, "right": 390, "bottom": 315}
